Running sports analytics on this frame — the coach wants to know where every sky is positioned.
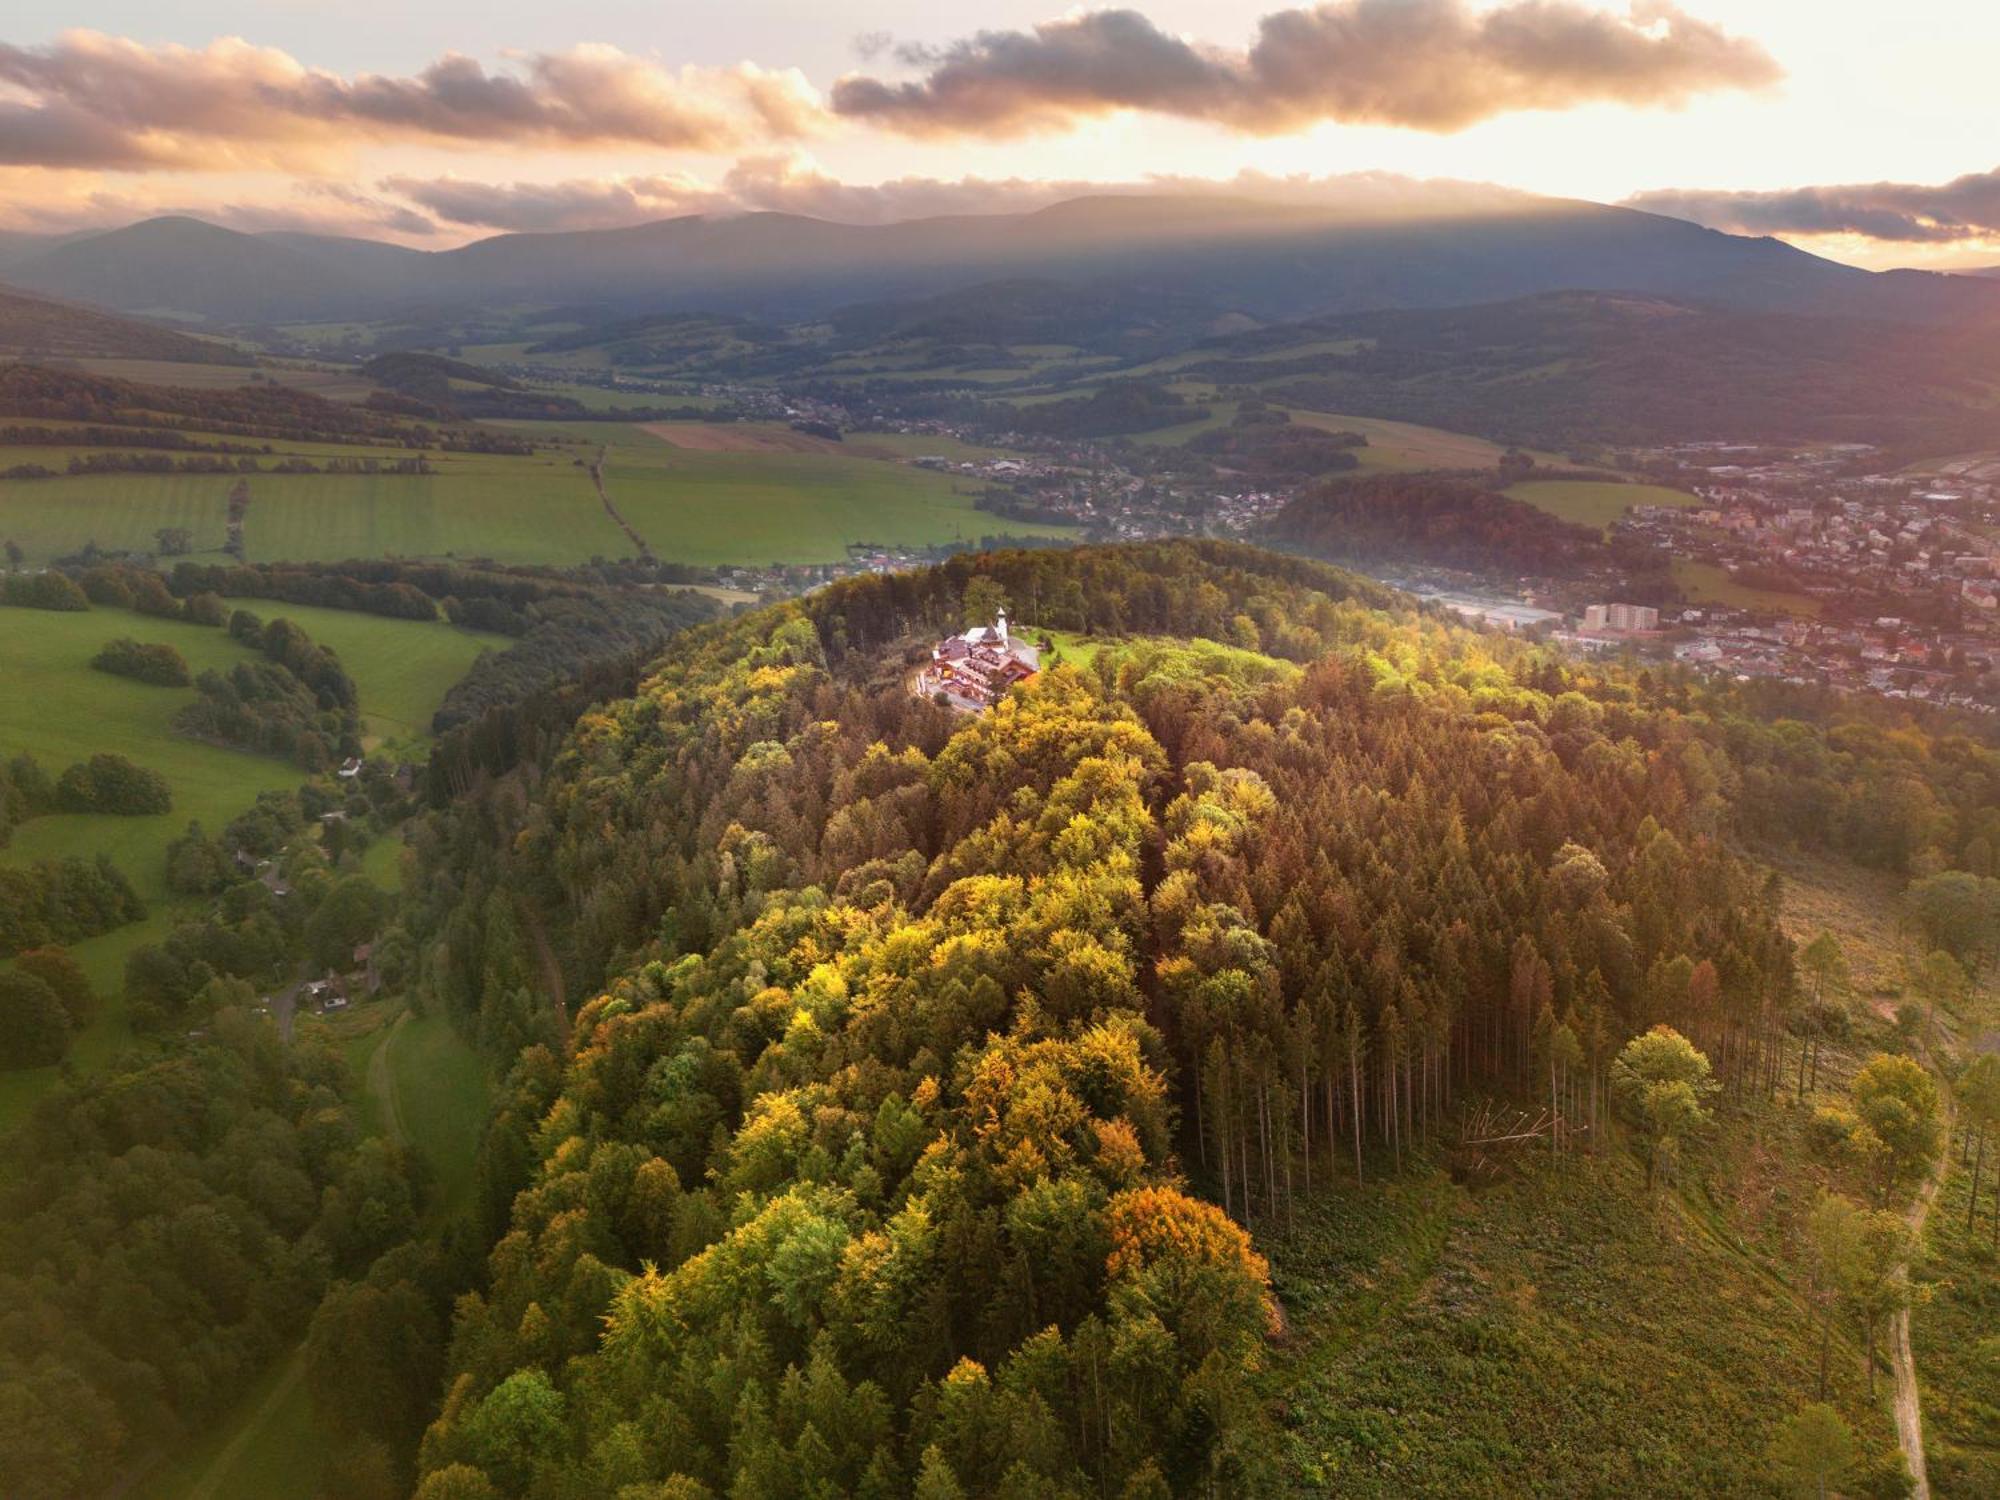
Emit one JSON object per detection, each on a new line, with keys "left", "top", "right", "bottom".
{"left": 2, "top": 1, "right": 1997, "bottom": 268}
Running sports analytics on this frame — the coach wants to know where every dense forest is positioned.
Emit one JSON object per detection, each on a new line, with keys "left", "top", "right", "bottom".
{"left": 338, "top": 540, "right": 1998, "bottom": 1498}
{"left": 999, "top": 381, "right": 1208, "bottom": 439}
{"left": 1263, "top": 473, "right": 1615, "bottom": 575}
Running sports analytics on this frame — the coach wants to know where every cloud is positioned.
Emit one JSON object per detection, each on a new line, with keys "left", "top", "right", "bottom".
{"left": 0, "top": 176, "right": 443, "bottom": 239}
{"left": 382, "top": 172, "right": 727, "bottom": 233}
{"left": 0, "top": 30, "right": 823, "bottom": 170}
{"left": 831, "top": 0, "right": 1779, "bottom": 137}
{"left": 1627, "top": 168, "right": 2000, "bottom": 244}
{"left": 381, "top": 159, "right": 1537, "bottom": 234}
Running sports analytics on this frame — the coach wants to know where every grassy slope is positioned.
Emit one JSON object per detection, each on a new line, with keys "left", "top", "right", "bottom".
{"left": 1505, "top": 479, "right": 1700, "bottom": 533}
{"left": 0, "top": 606, "right": 301, "bottom": 1126}
{"left": 1260, "top": 1152, "right": 1896, "bottom": 1496}
{"left": 1257, "top": 847, "right": 1986, "bottom": 1495}
{"left": 221, "top": 600, "right": 506, "bottom": 748}
{"left": 1119, "top": 398, "right": 1559, "bottom": 473}
{"left": 0, "top": 601, "right": 498, "bottom": 1130}
{"left": 386, "top": 1012, "right": 490, "bottom": 1216}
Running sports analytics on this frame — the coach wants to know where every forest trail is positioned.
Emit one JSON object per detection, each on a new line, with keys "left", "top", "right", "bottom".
{"left": 1892, "top": 1089, "right": 1953, "bottom": 1500}
{"left": 181, "top": 1350, "right": 305, "bottom": 1500}
{"left": 366, "top": 1011, "right": 410, "bottom": 1148}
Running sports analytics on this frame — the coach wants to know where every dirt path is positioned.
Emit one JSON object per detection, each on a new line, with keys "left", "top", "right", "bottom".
{"left": 1892, "top": 1093, "right": 1953, "bottom": 1500}
{"left": 366, "top": 1011, "right": 411, "bottom": 1148}
{"left": 182, "top": 1349, "right": 305, "bottom": 1500}
{"left": 588, "top": 444, "right": 653, "bottom": 558}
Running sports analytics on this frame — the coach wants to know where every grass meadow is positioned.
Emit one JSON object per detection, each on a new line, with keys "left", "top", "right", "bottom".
{"left": 1506, "top": 479, "right": 1701, "bottom": 532}
{"left": 1673, "top": 558, "right": 1823, "bottom": 618}
{"left": 0, "top": 600, "right": 499, "bottom": 1130}
{"left": 0, "top": 420, "right": 1072, "bottom": 571}
{"left": 506, "top": 421, "right": 1075, "bottom": 565}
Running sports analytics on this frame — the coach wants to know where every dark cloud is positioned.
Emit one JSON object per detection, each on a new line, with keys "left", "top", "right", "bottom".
{"left": 832, "top": 0, "right": 1780, "bottom": 136}
{"left": 0, "top": 31, "right": 820, "bottom": 170}
{"left": 1627, "top": 169, "right": 2000, "bottom": 243}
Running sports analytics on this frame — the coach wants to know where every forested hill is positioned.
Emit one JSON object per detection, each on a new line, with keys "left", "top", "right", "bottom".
{"left": 1263, "top": 472, "right": 1615, "bottom": 575}
{"left": 0, "top": 284, "right": 248, "bottom": 364}
{"left": 377, "top": 542, "right": 1997, "bottom": 1497}
{"left": 1197, "top": 291, "right": 2000, "bottom": 452}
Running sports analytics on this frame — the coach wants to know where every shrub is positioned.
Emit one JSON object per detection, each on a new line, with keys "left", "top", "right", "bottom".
{"left": 184, "top": 591, "right": 228, "bottom": 627}
{"left": 91, "top": 637, "right": 193, "bottom": 687}
{"left": 0, "top": 970, "right": 71, "bottom": 1068}
{"left": 55, "top": 754, "right": 173, "bottom": 815}
{"left": 1, "top": 571, "right": 88, "bottom": 611}
{"left": 12, "top": 947, "right": 95, "bottom": 1028}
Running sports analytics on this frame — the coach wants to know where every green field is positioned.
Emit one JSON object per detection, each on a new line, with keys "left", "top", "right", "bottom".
{"left": 0, "top": 600, "right": 501, "bottom": 1130}
{"left": 385, "top": 1012, "right": 490, "bottom": 1215}
{"left": 0, "top": 449, "right": 624, "bottom": 569}
{"left": 214, "top": 600, "right": 506, "bottom": 746}
{"left": 0, "top": 604, "right": 304, "bottom": 1119}
{"left": 1674, "top": 558, "right": 1822, "bottom": 618}
{"left": 1507, "top": 478, "right": 1700, "bottom": 532}
{"left": 0, "top": 421, "right": 1072, "bottom": 571}
{"left": 507, "top": 421, "right": 1075, "bottom": 565}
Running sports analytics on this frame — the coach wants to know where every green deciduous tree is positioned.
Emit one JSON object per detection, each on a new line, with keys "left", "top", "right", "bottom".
{"left": 1768, "top": 1402, "right": 1856, "bottom": 1499}
{"left": 0, "top": 970, "right": 71, "bottom": 1068}
{"left": 1610, "top": 1025, "right": 1716, "bottom": 1190}
{"left": 1851, "top": 1053, "right": 1942, "bottom": 1198}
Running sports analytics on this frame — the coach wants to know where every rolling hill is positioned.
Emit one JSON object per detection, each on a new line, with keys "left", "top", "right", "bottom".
{"left": 1163, "top": 290, "right": 2000, "bottom": 452}
{"left": 0, "top": 284, "right": 249, "bottom": 364}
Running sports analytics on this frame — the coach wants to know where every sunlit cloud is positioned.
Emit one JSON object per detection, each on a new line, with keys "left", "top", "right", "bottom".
{"left": 378, "top": 159, "right": 1538, "bottom": 234}
{"left": 0, "top": 31, "right": 825, "bottom": 171}
{"left": 832, "top": 1, "right": 1780, "bottom": 138}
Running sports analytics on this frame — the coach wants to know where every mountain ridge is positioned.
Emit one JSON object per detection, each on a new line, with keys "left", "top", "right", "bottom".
{"left": 8, "top": 192, "right": 1996, "bottom": 331}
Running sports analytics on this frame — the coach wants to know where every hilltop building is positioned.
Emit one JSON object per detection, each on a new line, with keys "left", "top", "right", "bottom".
{"left": 918, "top": 608, "right": 1041, "bottom": 711}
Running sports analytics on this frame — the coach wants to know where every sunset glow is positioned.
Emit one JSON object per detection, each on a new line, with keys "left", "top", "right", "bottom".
{"left": 0, "top": 1, "right": 1994, "bottom": 267}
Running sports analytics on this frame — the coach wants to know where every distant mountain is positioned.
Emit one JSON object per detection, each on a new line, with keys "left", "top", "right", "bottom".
{"left": 0, "top": 283, "right": 249, "bottom": 364}
{"left": 0, "top": 231, "right": 61, "bottom": 274}
{"left": 1191, "top": 290, "right": 2000, "bottom": 452}
{"left": 0, "top": 217, "right": 395, "bottom": 322}
{"left": 11, "top": 193, "right": 2000, "bottom": 332}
